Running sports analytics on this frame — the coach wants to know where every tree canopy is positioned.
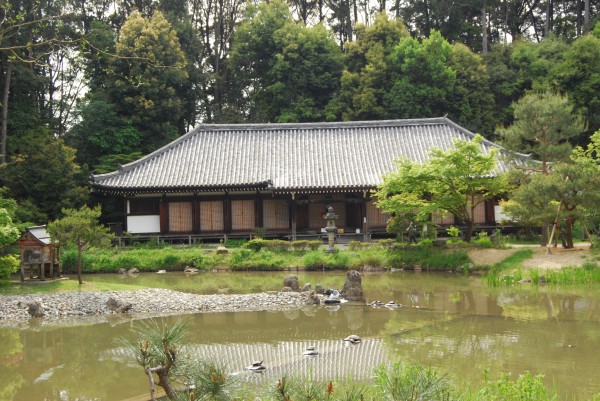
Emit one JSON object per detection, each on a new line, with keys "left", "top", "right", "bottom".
{"left": 375, "top": 135, "right": 507, "bottom": 242}
{"left": 47, "top": 205, "right": 113, "bottom": 284}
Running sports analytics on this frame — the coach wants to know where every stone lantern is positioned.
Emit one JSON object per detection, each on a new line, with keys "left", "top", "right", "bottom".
{"left": 323, "top": 206, "right": 338, "bottom": 253}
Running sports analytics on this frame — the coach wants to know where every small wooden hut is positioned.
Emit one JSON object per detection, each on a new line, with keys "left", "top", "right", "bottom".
{"left": 16, "top": 226, "right": 61, "bottom": 281}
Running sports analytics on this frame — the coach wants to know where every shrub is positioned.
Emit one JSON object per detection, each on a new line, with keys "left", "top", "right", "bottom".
{"left": 243, "top": 239, "right": 269, "bottom": 252}
{"left": 155, "top": 253, "right": 182, "bottom": 270}
{"left": 291, "top": 240, "right": 309, "bottom": 252}
{"left": 62, "top": 250, "right": 95, "bottom": 273}
{"left": 348, "top": 241, "right": 362, "bottom": 251}
{"left": 302, "top": 250, "right": 327, "bottom": 270}
{"left": 479, "top": 371, "right": 557, "bottom": 401}
{"left": 350, "top": 249, "right": 386, "bottom": 269}
{"left": 374, "top": 362, "right": 455, "bottom": 401}
{"left": 230, "top": 249, "right": 284, "bottom": 271}
{"left": 266, "top": 239, "right": 289, "bottom": 252}
{"left": 378, "top": 239, "right": 395, "bottom": 248}
{"left": 302, "top": 250, "right": 350, "bottom": 271}
{"left": 113, "top": 254, "right": 143, "bottom": 271}
{"left": 0, "top": 255, "right": 19, "bottom": 279}
{"left": 446, "top": 225, "right": 461, "bottom": 238}
{"left": 473, "top": 236, "right": 494, "bottom": 248}
{"left": 307, "top": 240, "right": 323, "bottom": 251}
{"left": 386, "top": 249, "right": 471, "bottom": 271}
{"left": 187, "top": 252, "right": 219, "bottom": 270}
{"left": 418, "top": 238, "right": 434, "bottom": 248}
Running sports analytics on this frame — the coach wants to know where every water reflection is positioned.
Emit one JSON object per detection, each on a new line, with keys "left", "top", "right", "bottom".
{"left": 1, "top": 272, "right": 600, "bottom": 400}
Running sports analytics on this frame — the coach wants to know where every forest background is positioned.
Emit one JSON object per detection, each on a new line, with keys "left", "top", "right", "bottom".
{"left": 0, "top": 0, "right": 599, "bottom": 226}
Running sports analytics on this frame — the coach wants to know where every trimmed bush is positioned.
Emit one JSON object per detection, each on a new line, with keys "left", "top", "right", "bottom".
{"left": 291, "top": 240, "right": 309, "bottom": 252}
{"left": 266, "top": 239, "right": 290, "bottom": 252}
{"left": 243, "top": 239, "right": 269, "bottom": 252}
{"left": 307, "top": 240, "right": 323, "bottom": 251}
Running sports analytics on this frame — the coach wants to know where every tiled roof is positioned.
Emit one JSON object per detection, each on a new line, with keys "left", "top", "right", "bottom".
{"left": 91, "top": 117, "right": 528, "bottom": 194}
{"left": 27, "top": 226, "right": 52, "bottom": 245}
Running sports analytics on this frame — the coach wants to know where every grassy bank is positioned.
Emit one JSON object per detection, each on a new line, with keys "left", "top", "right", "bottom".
{"left": 56, "top": 239, "right": 477, "bottom": 274}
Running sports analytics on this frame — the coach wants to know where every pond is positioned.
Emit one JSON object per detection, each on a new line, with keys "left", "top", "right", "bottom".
{"left": 1, "top": 271, "right": 599, "bottom": 401}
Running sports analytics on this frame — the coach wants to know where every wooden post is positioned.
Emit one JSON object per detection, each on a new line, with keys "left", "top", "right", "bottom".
{"left": 224, "top": 192, "right": 232, "bottom": 233}
{"left": 291, "top": 194, "right": 297, "bottom": 241}
{"left": 20, "top": 250, "right": 25, "bottom": 282}
{"left": 40, "top": 249, "right": 46, "bottom": 281}
{"left": 361, "top": 194, "right": 368, "bottom": 242}
{"left": 546, "top": 200, "right": 563, "bottom": 254}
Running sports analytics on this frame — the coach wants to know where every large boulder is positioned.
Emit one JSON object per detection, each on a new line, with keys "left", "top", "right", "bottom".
{"left": 341, "top": 270, "right": 363, "bottom": 301}
{"left": 106, "top": 297, "right": 133, "bottom": 313}
{"left": 283, "top": 275, "right": 300, "bottom": 292}
{"left": 315, "top": 284, "right": 325, "bottom": 294}
{"left": 25, "top": 299, "right": 45, "bottom": 318}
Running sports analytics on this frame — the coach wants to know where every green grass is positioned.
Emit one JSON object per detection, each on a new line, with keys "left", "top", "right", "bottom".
{"left": 485, "top": 249, "right": 533, "bottom": 287}
{"left": 0, "top": 278, "right": 147, "bottom": 295}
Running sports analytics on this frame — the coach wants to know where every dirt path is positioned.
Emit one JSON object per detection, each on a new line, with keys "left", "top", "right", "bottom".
{"left": 521, "top": 246, "right": 595, "bottom": 270}
{"left": 468, "top": 245, "right": 596, "bottom": 270}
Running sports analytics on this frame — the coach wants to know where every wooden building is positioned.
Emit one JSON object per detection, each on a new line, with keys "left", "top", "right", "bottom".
{"left": 91, "top": 118, "right": 524, "bottom": 241}
{"left": 16, "top": 226, "right": 61, "bottom": 281}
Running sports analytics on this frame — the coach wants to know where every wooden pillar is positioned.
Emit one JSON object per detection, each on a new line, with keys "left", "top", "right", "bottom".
{"left": 40, "top": 248, "right": 46, "bottom": 281}
{"left": 123, "top": 198, "right": 129, "bottom": 233}
{"left": 255, "top": 191, "right": 263, "bottom": 229}
{"left": 224, "top": 192, "right": 232, "bottom": 233}
{"left": 291, "top": 195, "right": 297, "bottom": 241}
{"left": 484, "top": 199, "right": 496, "bottom": 225}
{"left": 49, "top": 248, "right": 54, "bottom": 278}
{"left": 20, "top": 249, "right": 25, "bottom": 282}
{"left": 192, "top": 194, "right": 200, "bottom": 234}
{"left": 160, "top": 195, "right": 168, "bottom": 234}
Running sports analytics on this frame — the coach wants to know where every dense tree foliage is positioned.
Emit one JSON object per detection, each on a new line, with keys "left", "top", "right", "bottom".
{"left": 375, "top": 135, "right": 507, "bottom": 242}
{"left": 498, "top": 92, "right": 586, "bottom": 246}
{"left": 47, "top": 205, "right": 113, "bottom": 284}
{"left": 0, "top": 0, "right": 599, "bottom": 226}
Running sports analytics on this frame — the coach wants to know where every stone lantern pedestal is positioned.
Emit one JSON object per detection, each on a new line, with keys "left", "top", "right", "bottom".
{"left": 324, "top": 206, "right": 338, "bottom": 253}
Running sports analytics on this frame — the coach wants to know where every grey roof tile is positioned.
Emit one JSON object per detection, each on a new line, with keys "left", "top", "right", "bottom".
{"left": 91, "top": 117, "right": 528, "bottom": 194}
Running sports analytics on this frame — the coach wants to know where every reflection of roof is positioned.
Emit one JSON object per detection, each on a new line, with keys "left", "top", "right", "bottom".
{"left": 91, "top": 117, "right": 531, "bottom": 195}
{"left": 108, "top": 338, "right": 389, "bottom": 382}
{"left": 26, "top": 226, "right": 52, "bottom": 245}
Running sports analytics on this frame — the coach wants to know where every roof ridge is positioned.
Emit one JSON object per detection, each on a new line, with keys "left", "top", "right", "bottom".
{"left": 196, "top": 117, "right": 447, "bottom": 131}
{"left": 92, "top": 118, "right": 449, "bottom": 181}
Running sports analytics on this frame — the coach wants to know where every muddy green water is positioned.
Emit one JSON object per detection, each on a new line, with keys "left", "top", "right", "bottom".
{"left": 1, "top": 272, "right": 599, "bottom": 401}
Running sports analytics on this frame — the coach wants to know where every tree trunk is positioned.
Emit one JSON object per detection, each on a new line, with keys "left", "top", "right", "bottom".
{"left": 545, "top": 0, "right": 552, "bottom": 36}
{"left": 540, "top": 222, "right": 549, "bottom": 247}
{"left": 583, "top": 0, "right": 590, "bottom": 34}
{"left": 157, "top": 371, "right": 177, "bottom": 400}
{"left": 482, "top": 0, "right": 488, "bottom": 54}
{"left": 565, "top": 217, "right": 574, "bottom": 249}
{"left": 1, "top": 61, "right": 12, "bottom": 165}
{"left": 77, "top": 244, "right": 83, "bottom": 285}
{"left": 464, "top": 221, "right": 474, "bottom": 242}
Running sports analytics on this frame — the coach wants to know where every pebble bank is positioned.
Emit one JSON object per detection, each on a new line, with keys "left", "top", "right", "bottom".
{"left": 0, "top": 289, "right": 313, "bottom": 328}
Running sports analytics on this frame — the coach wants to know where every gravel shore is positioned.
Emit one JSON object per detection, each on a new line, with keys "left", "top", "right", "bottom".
{"left": 0, "top": 289, "right": 313, "bottom": 328}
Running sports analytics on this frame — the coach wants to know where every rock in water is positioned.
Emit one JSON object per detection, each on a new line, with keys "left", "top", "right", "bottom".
{"left": 283, "top": 275, "right": 300, "bottom": 292}
{"left": 106, "top": 297, "right": 133, "bottom": 313}
{"left": 341, "top": 270, "right": 363, "bottom": 301}
{"left": 26, "top": 300, "right": 45, "bottom": 318}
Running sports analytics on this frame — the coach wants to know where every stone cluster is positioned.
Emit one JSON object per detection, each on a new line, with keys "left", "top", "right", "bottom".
{"left": 0, "top": 288, "right": 312, "bottom": 326}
